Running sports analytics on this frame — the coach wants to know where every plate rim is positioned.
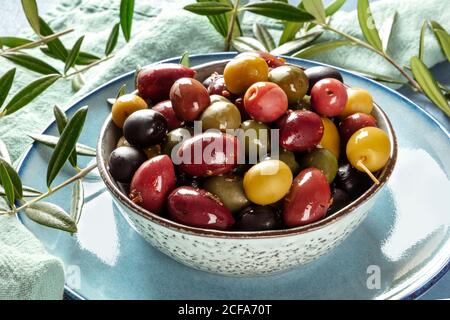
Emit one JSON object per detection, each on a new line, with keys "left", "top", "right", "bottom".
{"left": 14, "top": 52, "right": 450, "bottom": 300}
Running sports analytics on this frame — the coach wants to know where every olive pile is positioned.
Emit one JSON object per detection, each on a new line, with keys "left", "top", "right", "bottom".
{"left": 108, "top": 52, "right": 391, "bottom": 231}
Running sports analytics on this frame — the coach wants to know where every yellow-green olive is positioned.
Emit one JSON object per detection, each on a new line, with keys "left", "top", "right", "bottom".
{"left": 269, "top": 65, "right": 309, "bottom": 103}
{"left": 200, "top": 101, "right": 241, "bottom": 131}
{"left": 204, "top": 175, "right": 250, "bottom": 212}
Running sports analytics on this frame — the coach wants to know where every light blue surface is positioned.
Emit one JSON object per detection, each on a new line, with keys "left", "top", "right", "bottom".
{"left": 16, "top": 54, "right": 450, "bottom": 300}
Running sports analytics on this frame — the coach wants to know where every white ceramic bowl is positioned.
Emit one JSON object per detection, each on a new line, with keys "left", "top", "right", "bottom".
{"left": 97, "top": 59, "right": 397, "bottom": 276}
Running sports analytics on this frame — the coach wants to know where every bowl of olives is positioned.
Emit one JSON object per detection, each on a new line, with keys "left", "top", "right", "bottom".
{"left": 97, "top": 52, "right": 397, "bottom": 276}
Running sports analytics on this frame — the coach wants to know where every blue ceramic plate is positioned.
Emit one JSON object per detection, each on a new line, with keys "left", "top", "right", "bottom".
{"left": 16, "top": 53, "right": 450, "bottom": 300}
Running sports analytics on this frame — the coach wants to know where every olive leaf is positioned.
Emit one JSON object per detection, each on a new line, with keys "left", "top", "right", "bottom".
{"left": 115, "top": 84, "right": 127, "bottom": 101}
{"left": 38, "top": 17, "right": 68, "bottom": 62}
{"left": 419, "top": 21, "right": 427, "bottom": 61}
{"left": 72, "top": 73, "right": 85, "bottom": 92}
{"left": 105, "top": 23, "right": 120, "bottom": 56}
{"left": 24, "top": 202, "right": 77, "bottom": 233}
{"left": 293, "top": 40, "right": 352, "bottom": 58}
{"left": 184, "top": 2, "right": 233, "bottom": 15}
{"left": 279, "top": 22, "right": 303, "bottom": 45}
{"left": 0, "top": 37, "right": 36, "bottom": 49}
{"left": 427, "top": 22, "right": 450, "bottom": 62}
{"left": 2, "top": 52, "right": 61, "bottom": 75}
{"left": 325, "top": 0, "right": 346, "bottom": 17}
{"left": 41, "top": 48, "right": 100, "bottom": 66}
{"left": 303, "top": 0, "right": 326, "bottom": 24}
{"left": 54, "top": 105, "right": 78, "bottom": 168}
{"left": 21, "top": 0, "right": 40, "bottom": 35}
{"left": 410, "top": 56, "right": 450, "bottom": 116}
{"left": 197, "top": 0, "right": 227, "bottom": 36}
{"left": 271, "top": 31, "right": 322, "bottom": 55}
{"left": 379, "top": 11, "right": 397, "bottom": 52}
{"left": 241, "top": 1, "right": 315, "bottom": 22}
{"left": 0, "top": 162, "right": 14, "bottom": 208}
{"left": 0, "top": 157, "right": 23, "bottom": 200}
{"left": 232, "top": 36, "right": 267, "bottom": 52}
{"left": 120, "top": 0, "right": 135, "bottom": 42}
{"left": 179, "top": 51, "right": 190, "bottom": 67}
{"left": 46, "top": 106, "right": 88, "bottom": 187}
{"left": 70, "top": 180, "right": 84, "bottom": 224}
{"left": 64, "top": 36, "right": 84, "bottom": 74}
{"left": 1, "top": 185, "right": 41, "bottom": 198}
{"left": 28, "top": 133, "right": 96, "bottom": 156}
{"left": 2, "top": 74, "right": 61, "bottom": 116}
{"left": 0, "top": 139, "right": 11, "bottom": 165}
{"left": 0, "top": 68, "right": 16, "bottom": 109}
{"left": 357, "top": 0, "right": 382, "bottom": 51}
{"left": 253, "top": 23, "right": 275, "bottom": 51}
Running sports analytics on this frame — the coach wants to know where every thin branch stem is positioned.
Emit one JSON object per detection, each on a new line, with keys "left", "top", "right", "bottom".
{"left": 225, "top": 0, "right": 240, "bottom": 51}
{"left": 64, "top": 55, "right": 114, "bottom": 78}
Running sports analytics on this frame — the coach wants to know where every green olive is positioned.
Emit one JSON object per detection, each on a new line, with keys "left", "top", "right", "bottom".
{"left": 266, "top": 149, "right": 300, "bottom": 175}
{"left": 161, "top": 128, "right": 192, "bottom": 157}
{"left": 300, "top": 148, "right": 338, "bottom": 183}
{"left": 200, "top": 101, "right": 241, "bottom": 131}
{"left": 240, "top": 120, "right": 271, "bottom": 161}
{"left": 209, "top": 94, "right": 231, "bottom": 104}
{"left": 269, "top": 65, "right": 309, "bottom": 103}
{"left": 204, "top": 175, "right": 250, "bottom": 212}
{"left": 290, "top": 95, "right": 312, "bottom": 111}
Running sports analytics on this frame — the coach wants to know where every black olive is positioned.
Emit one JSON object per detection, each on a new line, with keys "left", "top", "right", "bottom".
{"left": 176, "top": 171, "right": 203, "bottom": 189}
{"left": 123, "top": 109, "right": 168, "bottom": 147}
{"left": 328, "top": 188, "right": 351, "bottom": 215}
{"left": 335, "top": 163, "right": 373, "bottom": 199}
{"left": 235, "top": 205, "right": 283, "bottom": 231}
{"left": 108, "top": 146, "right": 147, "bottom": 183}
{"left": 304, "top": 66, "right": 344, "bottom": 95}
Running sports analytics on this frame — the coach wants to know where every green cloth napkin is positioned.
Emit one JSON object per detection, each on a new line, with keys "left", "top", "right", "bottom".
{"left": 0, "top": 0, "right": 448, "bottom": 300}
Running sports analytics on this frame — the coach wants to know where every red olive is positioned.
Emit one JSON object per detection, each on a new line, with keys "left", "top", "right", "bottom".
{"left": 167, "top": 186, "right": 235, "bottom": 230}
{"left": 244, "top": 82, "right": 288, "bottom": 123}
{"left": 170, "top": 78, "right": 211, "bottom": 121}
{"left": 278, "top": 110, "right": 324, "bottom": 152}
{"left": 152, "top": 100, "right": 184, "bottom": 130}
{"left": 129, "top": 155, "right": 176, "bottom": 214}
{"left": 136, "top": 63, "right": 195, "bottom": 102}
{"left": 339, "top": 112, "right": 377, "bottom": 143}
{"left": 207, "top": 73, "right": 231, "bottom": 98}
{"left": 283, "top": 167, "right": 331, "bottom": 227}
{"left": 236, "top": 51, "right": 285, "bottom": 68}
{"left": 177, "top": 132, "right": 238, "bottom": 177}
{"left": 310, "top": 78, "right": 348, "bottom": 117}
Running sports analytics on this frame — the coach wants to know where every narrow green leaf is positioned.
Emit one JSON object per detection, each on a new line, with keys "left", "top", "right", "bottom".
{"left": 419, "top": 21, "right": 427, "bottom": 61}
{"left": 357, "top": 0, "right": 382, "bottom": 51}
{"left": 115, "top": 84, "right": 127, "bottom": 100}
{"left": 303, "top": 0, "right": 326, "bottom": 24}
{"left": 28, "top": 133, "right": 96, "bottom": 156}
{"left": 432, "top": 29, "right": 450, "bottom": 62}
{"left": 325, "top": 0, "right": 346, "bottom": 16}
{"left": 1, "top": 185, "right": 41, "bottom": 198}
{"left": 0, "top": 37, "right": 36, "bottom": 49}
{"left": 0, "top": 68, "right": 16, "bottom": 109}
{"left": 232, "top": 37, "right": 267, "bottom": 52}
{"left": 120, "top": 0, "right": 135, "bottom": 42}
{"left": 184, "top": 2, "right": 233, "bottom": 15}
{"left": 428, "top": 20, "right": 446, "bottom": 32}
{"left": 179, "top": 51, "right": 190, "bottom": 67}
{"left": 38, "top": 17, "right": 68, "bottom": 61}
{"left": 279, "top": 22, "right": 303, "bottom": 45}
{"left": 253, "top": 23, "right": 275, "bottom": 51}
{"left": 410, "top": 56, "right": 450, "bottom": 116}
{"left": 3, "top": 74, "right": 61, "bottom": 116}
{"left": 46, "top": 106, "right": 88, "bottom": 186}
{"left": 24, "top": 202, "right": 77, "bottom": 233}
{"left": 0, "top": 157, "right": 23, "bottom": 199}
{"left": 241, "top": 2, "right": 315, "bottom": 22}
{"left": 21, "top": 0, "right": 40, "bottom": 35}
{"left": 105, "top": 23, "right": 120, "bottom": 56}
{"left": 54, "top": 105, "right": 77, "bottom": 168}
{"left": 2, "top": 52, "right": 60, "bottom": 75}
{"left": 41, "top": 48, "right": 99, "bottom": 66}
{"left": 71, "top": 73, "right": 85, "bottom": 92}
{"left": 195, "top": 0, "right": 235, "bottom": 37}
{"left": 271, "top": 31, "right": 322, "bottom": 55}
{"left": 64, "top": 36, "right": 84, "bottom": 74}
{"left": 70, "top": 180, "right": 84, "bottom": 224}
{"left": 379, "top": 11, "right": 397, "bottom": 52}
{"left": 0, "top": 139, "right": 11, "bottom": 165}
{"left": 293, "top": 40, "right": 352, "bottom": 58}
{"left": 0, "top": 162, "right": 14, "bottom": 207}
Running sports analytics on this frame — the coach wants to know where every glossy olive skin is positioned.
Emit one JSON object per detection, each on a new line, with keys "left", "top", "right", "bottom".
{"left": 207, "top": 73, "right": 231, "bottom": 98}
{"left": 209, "top": 94, "right": 231, "bottom": 104}
{"left": 167, "top": 186, "right": 235, "bottom": 230}
{"left": 170, "top": 78, "right": 211, "bottom": 121}
{"left": 304, "top": 66, "right": 343, "bottom": 95}
{"left": 319, "top": 117, "right": 340, "bottom": 158}
{"left": 162, "top": 127, "right": 192, "bottom": 157}
{"left": 123, "top": 109, "right": 168, "bottom": 147}
{"left": 340, "top": 88, "right": 373, "bottom": 119}
{"left": 269, "top": 65, "right": 309, "bottom": 103}
{"left": 136, "top": 63, "right": 195, "bottom": 102}
{"left": 236, "top": 51, "right": 285, "bottom": 68}
{"left": 278, "top": 110, "right": 324, "bottom": 152}
{"left": 340, "top": 112, "right": 377, "bottom": 143}
{"left": 235, "top": 205, "right": 283, "bottom": 231}
{"left": 300, "top": 148, "right": 338, "bottom": 183}
{"left": 204, "top": 175, "right": 250, "bottom": 212}
{"left": 290, "top": 95, "right": 312, "bottom": 111}
{"left": 152, "top": 100, "right": 184, "bottom": 130}
{"left": 177, "top": 132, "right": 238, "bottom": 177}
{"left": 224, "top": 56, "right": 269, "bottom": 95}
{"left": 283, "top": 167, "right": 331, "bottom": 227}
{"left": 143, "top": 144, "right": 161, "bottom": 159}
{"left": 335, "top": 163, "right": 373, "bottom": 199}
{"left": 244, "top": 82, "right": 288, "bottom": 123}
{"left": 129, "top": 155, "right": 176, "bottom": 214}
{"left": 327, "top": 188, "right": 351, "bottom": 215}
{"left": 265, "top": 149, "right": 300, "bottom": 175}
{"left": 176, "top": 172, "right": 203, "bottom": 189}
{"left": 240, "top": 120, "right": 271, "bottom": 160}
{"left": 311, "top": 78, "right": 348, "bottom": 117}
{"left": 200, "top": 101, "right": 241, "bottom": 131}
{"left": 111, "top": 94, "right": 148, "bottom": 128}
{"left": 108, "top": 146, "right": 147, "bottom": 183}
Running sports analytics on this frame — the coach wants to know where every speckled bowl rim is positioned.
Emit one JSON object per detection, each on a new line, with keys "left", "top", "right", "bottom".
{"left": 97, "top": 59, "right": 398, "bottom": 239}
